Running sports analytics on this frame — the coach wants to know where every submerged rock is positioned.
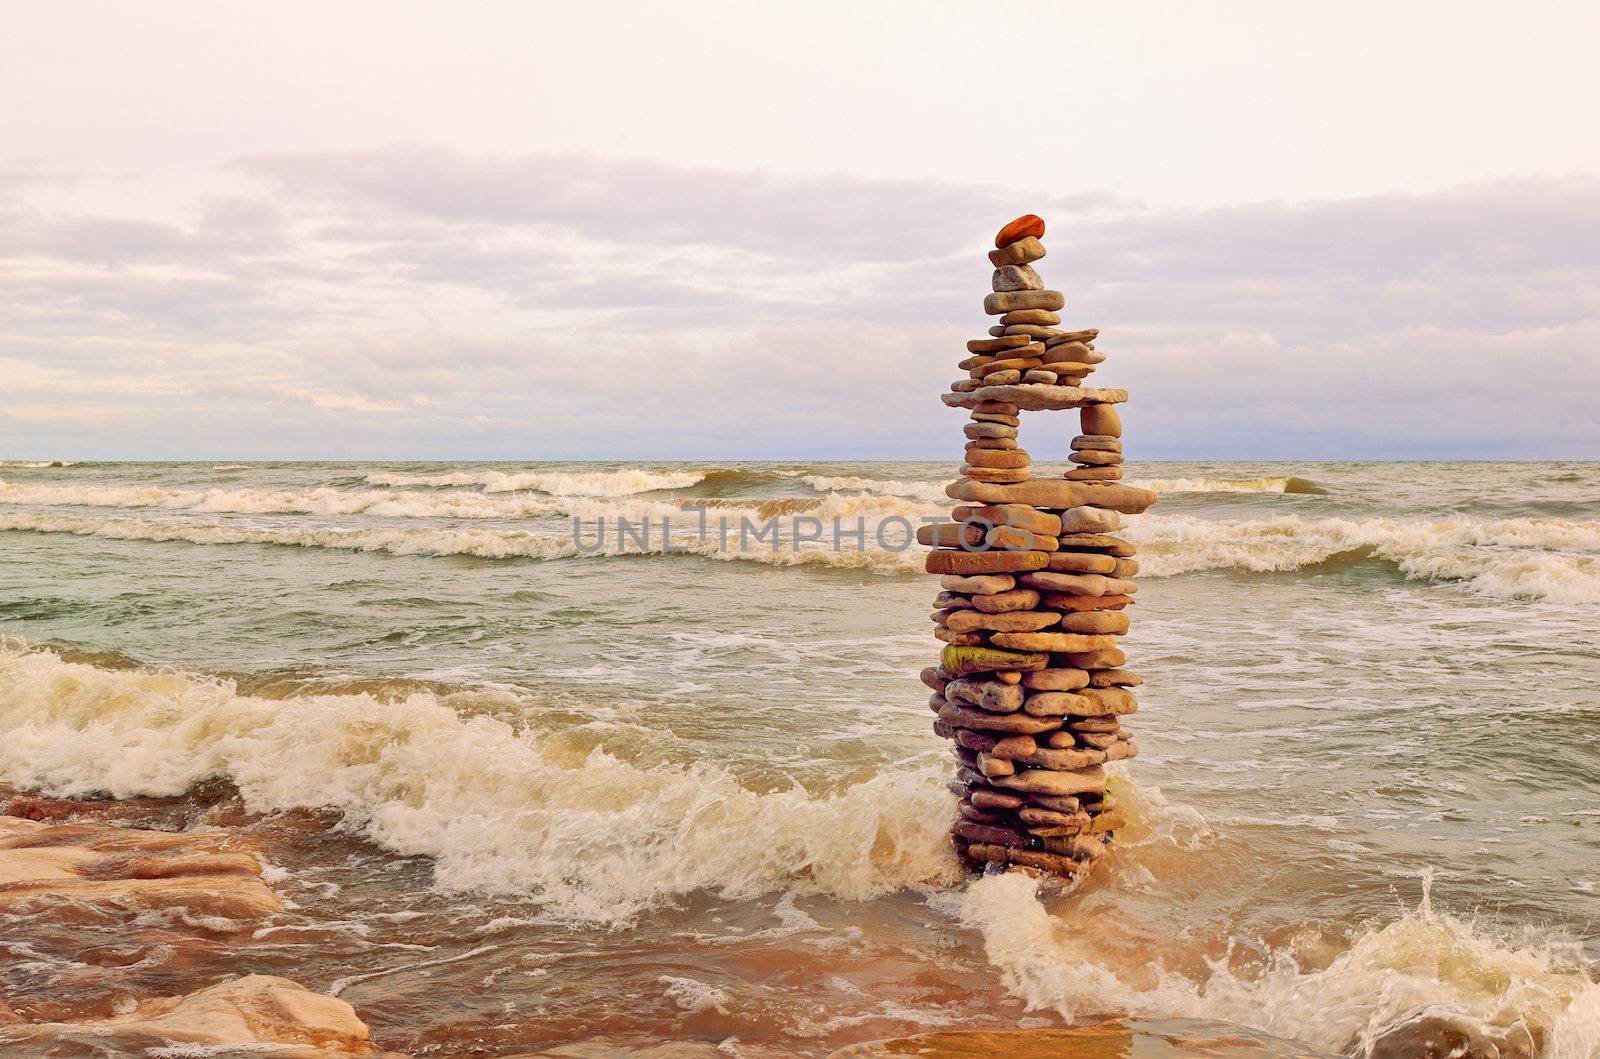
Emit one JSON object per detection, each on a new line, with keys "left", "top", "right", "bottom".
{"left": 827, "top": 1017, "right": 1330, "bottom": 1058}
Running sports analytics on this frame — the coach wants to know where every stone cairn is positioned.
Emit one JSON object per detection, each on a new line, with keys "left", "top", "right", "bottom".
{"left": 917, "top": 214, "right": 1158, "bottom": 878}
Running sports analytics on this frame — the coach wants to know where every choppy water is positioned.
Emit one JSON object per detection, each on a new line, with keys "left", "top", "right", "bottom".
{"left": 1, "top": 459, "right": 1597, "bottom": 1057}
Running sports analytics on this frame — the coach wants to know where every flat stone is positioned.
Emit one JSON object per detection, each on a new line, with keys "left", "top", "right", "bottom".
{"left": 994, "top": 214, "right": 1045, "bottom": 248}
{"left": 920, "top": 666, "right": 952, "bottom": 692}
{"left": 1022, "top": 370, "right": 1058, "bottom": 384}
{"left": 945, "top": 610, "right": 1060, "bottom": 634}
{"left": 1089, "top": 668, "right": 1143, "bottom": 687}
{"left": 1113, "top": 557, "right": 1139, "bottom": 577}
{"left": 1046, "top": 342, "right": 1096, "bottom": 363}
{"left": 1042, "top": 592, "right": 1136, "bottom": 611}
{"left": 945, "top": 478, "right": 1157, "bottom": 515}
{"left": 1066, "top": 466, "right": 1123, "bottom": 481}
{"left": 958, "top": 355, "right": 994, "bottom": 371}
{"left": 969, "top": 789, "right": 1024, "bottom": 811}
{"left": 954, "top": 505, "right": 1061, "bottom": 536}
{"left": 1057, "top": 610, "right": 1130, "bottom": 634}
{"left": 939, "top": 700, "right": 1059, "bottom": 733}
{"left": 1021, "top": 691, "right": 1090, "bottom": 716}
{"left": 1017, "top": 806, "right": 1090, "bottom": 829}
{"left": 1018, "top": 745, "right": 1106, "bottom": 771}
{"left": 1057, "top": 533, "right": 1137, "bottom": 557}
{"left": 964, "top": 447, "right": 1030, "bottom": 468}
{"left": 992, "top": 264, "right": 1044, "bottom": 292}
{"left": 1079, "top": 687, "right": 1138, "bottom": 715}
{"left": 826, "top": 1017, "right": 1328, "bottom": 1059}
{"left": 926, "top": 549, "right": 1048, "bottom": 575}
{"left": 1002, "top": 324, "right": 1066, "bottom": 339}
{"left": 1000, "top": 308, "right": 1061, "bottom": 325}
{"left": 987, "top": 525, "right": 1057, "bottom": 551}
{"left": 1062, "top": 647, "right": 1128, "bottom": 669}
{"left": 941, "top": 385, "right": 1129, "bottom": 412}
{"left": 1072, "top": 435, "right": 1122, "bottom": 451}
{"left": 976, "top": 369, "right": 1022, "bottom": 386}
{"left": 988, "top": 734, "right": 1040, "bottom": 759}
{"left": 940, "top": 644, "right": 1050, "bottom": 675}
{"left": 973, "top": 400, "right": 1019, "bottom": 414}
{"left": 1045, "top": 551, "right": 1118, "bottom": 574}
{"left": 934, "top": 627, "right": 984, "bottom": 645}
{"left": 1020, "top": 571, "right": 1137, "bottom": 595}
{"left": 1106, "top": 741, "right": 1138, "bottom": 761}
{"left": 1021, "top": 667, "right": 1090, "bottom": 690}
{"left": 969, "top": 412, "right": 1020, "bottom": 425}
{"left": 962, "top": 463, "right": 1028, "bottom": 482}
{"left": 1069, "top": 716, "right": 1121, "bottom": 732}
{"left": 965, "top": 843, "right": 1084, "bottom": 875}
{"left": 917, "top": 522, "right": 984, "bottom": 548}
{"left": 940, "top": 573, "right": 1014, "bottom": 593}
{"left": 1070, "top": 449, "right": 1124, "bottom": 466}
{"left": 966, "top": 437, "right": 1019, "bottom": 450}
{"left": 983, "top": 289, "right": 1065, "bottom": 315}
{"left": 966, "top": 334, "right": 1034, "bottom": 353}
{"left": 987, "top": 236, "right": 1045, "bottom": 267}
{"left": 976, "top": 753, "right": 1016, "bottom": 778}
{"left": 932, "top": 591, "right": 974, "bottom": 610}
{"left": 993, "top": 765, "right": 1105, "bottom": 797}
{"left": 991, "top": 632, "right": 1119, "bottom": 653}
{"left": 1058, "top": 507, "right": 1125, "bottom": 534}
{"left": 963, "top": 421, "right": 1017, "bottom": 439}
{"left": 1081, "top": 403, "right": 1123, "bottom": 436}
{"left": 952, "top": 820, "right": 1027, "bottom": 846}
{"left": 945, "top": 678, "right": 1026, "bottom": 713}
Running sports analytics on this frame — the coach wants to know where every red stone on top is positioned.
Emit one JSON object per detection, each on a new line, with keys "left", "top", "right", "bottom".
{"left": 994, "top": 214, "right": 1045, "bottom": 248}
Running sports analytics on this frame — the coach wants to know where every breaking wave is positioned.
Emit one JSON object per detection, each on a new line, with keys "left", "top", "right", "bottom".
{"left": 0, "top": 644, "right": 960, "bottom": 923}
{"left": 802, "top": 475, "right": 952, "bottom": 502}
{"left": 959, "top": 870, "right": 1600, "bottom": 1058}
{"left": 0, "top": 460, "right": 74, "bottom": 468}
{"left": 1130, "top": 514, "right": 1600, "bottom": 603}
{"left": 1134, "top": 476, "right": 1328, "bottom": 495}
{"left": 362, "top": 468, "right": 709, "bottom": 495}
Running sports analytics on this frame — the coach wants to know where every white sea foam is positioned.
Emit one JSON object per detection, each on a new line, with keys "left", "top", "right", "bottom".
{"left": 0, "top": 644, "right": 962, "bottom": 924}
{"left": 1130, "top": 514, "right": 1600, "bottom": 602}
{"left": 802, "top": 475, "right": 952, "bottom": 502}
{"left": 1132, "top": 476, "right": 1326, "bottom": 495}
{"left": 362, "top": 468, "right": 707, "bottom": 495}
{"left": 958, "top": 870, "right": 1600, "bottom": 1058}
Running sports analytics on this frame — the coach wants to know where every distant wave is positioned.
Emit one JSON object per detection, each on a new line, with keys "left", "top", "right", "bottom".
{"left": 1132, "top": 514, "right": 1600, "bottom": 603}
{"left": 1133, "top": 476, "right": 1327, "bottom": 495}
{"left": 0, "top": 643, "right": 960, "bottom": 923}
{"left": 0, "top": 460, "right": 74, "bottom": 468}
{"left": 362, "top": 468, "right": 707, "bottom": 495}
{"left": 0, "top": 508, "right": 928, "bottom": 574}
{"left": 802, "top": 475, "right": 952, "bottom": 501}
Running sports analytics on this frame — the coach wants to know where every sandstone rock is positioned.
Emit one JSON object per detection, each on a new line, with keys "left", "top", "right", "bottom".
{"left": 966, "top": 436, "right": 1019, "bottom": 449}
{"left": 964, "top": 448, "right": 1031, "bottom": 469}
{"left": 986, "top": 525, "right": 1057, "bottom": 551}
{"left": 1021, "top": 571, "right": 1117, "bottom": 595}
{"left": 946, "top": 478, "right": 1157, "bottom": 515}
{"left": 917, "top": 522, "right": 986, "bottom": 549}
{"left": 1070, "top": 449, "right": 1124, "bottom": 466}
{"left": 990, "top": 632, "right": 1118, "bottom": 653}
{"left": 946, "top": 678, "right": 1026, "bottom": 713}
{"left": 987, "top": 325, "right": 1007, "bottom": 336}
{"left": 966, "top": 334, "right": 1034, "bottom": 353}
{"left": 939, "top": 700, "right": 1059, "bottom": 734}
{"left": 1057, "top": 533, "right": 1137, "bottom": 557}
{"left": 1079, "top": 732, "right": 1119, "bottom": 749}
{"left": 1062, "top": 646, "right": 1127, "bottom": 669}
{"left": 976, "top": 753, "right": 1016, "bottom": 778}
{"left": 1079, "top": 687, "right": 1138, "bottom": 715}
{"left": 940, "top": 573, "right": 1015, "bottom": 594}
{"left": 969, "top": 411, "right": 1020, "bottom": 426}
{"left": 942, "top": 385, "right": 1129, "bottom": 412}
{"left": 992, "top": 265, "right": 1044, "bottom": 292}
{"left": 1018, "top": 745, "right": 1106, "bottom": 771}
{"left": 1021, "top": 668, "right": 1090, "bottom": 690}
{"left": 1089, "top": 668, "right": 1143, "bottom": 687}
{"left": 1066, "top": 466, "right": 1123, "bottom": 481}
{"left": 967, "top": 844, "right": 1084, "bottom": 875}
{"left": 969, "top": 587, "right": 1041, "bottom": 613}
{"left": 1113, "top": 558, "right": 1140, "bottom": 577}
{"left": 963, "top": 421, "right": 1017, "bottom": 439}
{"left": 0, "top": 816, "right": 282, "bottom": 922}
{"left": 969, "top": 789, "right": 1024, "bottom": 811}
{"left": 1081, "top": 403, "right": 1123, "bottom": 436}
{"left": 1000, "top": 308, "right": 1060, "bottom": 325}
{"left": 1041, "top": 592, "right": 1135, "bottom": 612}
{"left": 1017, "top": 806, "right": 1090, "bottom": 830}
{"left": 932, "top": 591, "right": 975, "bottom": 610}
{"left": 1057, "top": 610, "right": 1130, "bottom": 635}
{"left": 945, "top": 610, "right": 1060, "bottom": 634}
{"left": 1058, "top": 507, "right": 1125, "bottom": 534}
{"left": 1069, "top": 716, "right": 1121, "bottom": 732}
{"left": 934, "top": 627, "right": 985, "bottom": 645}
{"left": 987, "top": 236, "right": 1046, "bottom": 267}
{"left": 919, "top": 666, "right": 952, "bottom": 692}
{"left": 962, "top": 463, "right": 1028, "bottom": 482}
{"left": 1023, "top": 370, "right": 1060, "bottom": 385}
{"left": 950, "top": 378, "right": 983, "bottom": 392}
{"left": 982, "top": 289, "right": 1065, "bottom": 315}
{"left": 926, "top": 549, "right": 1049, "bottom": 575}
{"left": 826, "top": 1017, "right": 1328, "bottom": 1059}
{"left": 958, "top": 354, "right": 994, "bottom": 371}
{"left": 995, "top": 670, "right": 1022, "bottom": 684}
{"left": 1072, "top": 435, "right": 1123, "bottom": 452}
{"left": 1002, "top": 324, "right": 1065, "bottom": 339}
{"left": 1021, "top": 691, "right": 1089, "bottom": 716}
{"left": 994, "top": 766, "right": 1104, "bottom": 797}
{"left": 975, "top": 369, "right": 1022, "bottom": 386}
{"left": 940, "top": 644, "right": 1049, "bottom": 675}
{"left": 0, "top": 975, "right": 388, "bottom": 1057}
{"left": 952, "top": 820, "right": 1027, "bottom": 847}
{"left": 973, "top": 400, "right": 1019, "bottom": 414}
{"left": 1045, "top": 551, "right": 1118, "bottom": 574}
{"left": 1045, "top": 341, "right": 1095, "bottom": 363}
{"left": 954, "top": 504, "right": 1061, "bottom": 536}
{"left": 988, "top": 734, "right": 1039, "bottom": 759}
{"left": 994, "top": 214, "right": 1045, "bottom": 248}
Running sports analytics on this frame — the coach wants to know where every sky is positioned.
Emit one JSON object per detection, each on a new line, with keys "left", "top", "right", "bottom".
{"left": 2, "top": 0, "right": 1598, "bottom": 460}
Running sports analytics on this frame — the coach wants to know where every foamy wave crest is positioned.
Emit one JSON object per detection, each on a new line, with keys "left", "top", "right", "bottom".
{"left": 0, "top": 644, "right": 961, "bottom": 923}
{"left": 363, "top": 468, "right": 707, "bottom": 495}
{"left": 1132, "top": 476, "right": 1326, "bottom": 495}
{"left": 959, "top": 871, "right": 1600, "bottom": 1058}
{"left": 0, "top": 511, "right": 926, "bottom": 574}
{"left": 803, "top": 475, "right": 953, "bottom": 502}
{"left": 0, "top": 479, "right": 571, "bottom": 519}
{"left": 0, "top": 460, "right": 74, "bottom": 468}
{"left": 1131, "top": 514, "right": 1600, "bottom": 602}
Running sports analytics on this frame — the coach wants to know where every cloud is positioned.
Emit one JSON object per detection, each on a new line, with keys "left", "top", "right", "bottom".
{"left": 0, "top": 146, "right": 1596, "bottom": 459}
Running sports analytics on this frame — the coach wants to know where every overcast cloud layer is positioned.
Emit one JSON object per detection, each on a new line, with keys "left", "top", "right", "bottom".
{"left": 2, "top": 146, "right": 1597, "bottom": 460}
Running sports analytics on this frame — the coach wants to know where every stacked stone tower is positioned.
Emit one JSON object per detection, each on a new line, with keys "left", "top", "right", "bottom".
{"left": 918, "top": 214, "right": 1157, "bottom": 878}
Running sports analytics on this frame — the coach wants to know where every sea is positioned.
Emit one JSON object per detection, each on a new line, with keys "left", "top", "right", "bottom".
{"left": 0, "top": 459, "right": 1597, "bottom": 1057}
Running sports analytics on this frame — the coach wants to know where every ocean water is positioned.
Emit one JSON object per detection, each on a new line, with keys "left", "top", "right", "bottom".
{"left": 0, "top": 459, "right": 1597, "bottom": 1057}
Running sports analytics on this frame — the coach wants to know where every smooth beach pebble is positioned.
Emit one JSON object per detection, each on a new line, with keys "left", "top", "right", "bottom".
{"left": 994, "top": 213, "right": 1046, "bottom": 248}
